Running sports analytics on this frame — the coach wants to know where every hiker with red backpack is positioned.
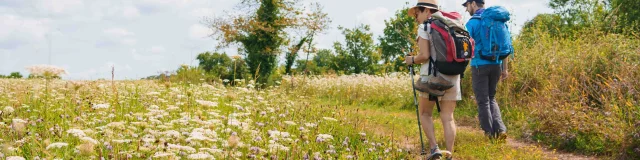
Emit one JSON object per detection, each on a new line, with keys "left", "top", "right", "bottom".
{"left": 405, "top": 0, "right": 474, "bottom": 159}
{"left": 463, "top": 0, "right": 513, "bottom": 140}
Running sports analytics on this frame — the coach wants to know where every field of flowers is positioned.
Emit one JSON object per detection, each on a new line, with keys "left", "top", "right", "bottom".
{"left": 0, "top": 79, "right": 409, "bottom": 159}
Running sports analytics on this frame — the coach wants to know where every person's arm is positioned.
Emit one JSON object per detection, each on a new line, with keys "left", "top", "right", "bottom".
{"left": 404, "top": 24, "right": 431, "bottom": 65}
{"left": 501, "top": 58, "right": 509, "bottom": 80}
{"left": 413, "top": 37, "right": 430, "bottom": 64}
{"left": 502, "top": 58, "right": 508, "bottom": 71}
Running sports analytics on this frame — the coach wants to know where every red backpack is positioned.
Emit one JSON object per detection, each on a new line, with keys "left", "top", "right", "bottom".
{"left": 425, "top": 11, "right": 475, "bottom": 76}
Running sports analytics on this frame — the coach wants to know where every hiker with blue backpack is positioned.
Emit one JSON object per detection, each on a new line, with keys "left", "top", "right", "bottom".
{"left": 463, "top": 0, "right": 513, "bottom": 140}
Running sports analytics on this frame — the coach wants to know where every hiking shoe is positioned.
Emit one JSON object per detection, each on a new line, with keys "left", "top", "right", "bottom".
{"left": 440, "top": 150, "right": 453, "bottom": 160}
{"left": 425, "top": 76, "right": 454, "bottom": 91}
{"left": 427, "top": 146, "right": 443, "bottom": 160}
{"left": 497, "top": 132, "right": 508, "bottom": 141}
{"left": 415, "top": 78, "right": 445, "bottom": 96}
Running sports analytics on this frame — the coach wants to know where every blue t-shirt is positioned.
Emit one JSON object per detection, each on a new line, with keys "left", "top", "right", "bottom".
{"left": 466, "top": 8, "right": 502, "bottom": 67}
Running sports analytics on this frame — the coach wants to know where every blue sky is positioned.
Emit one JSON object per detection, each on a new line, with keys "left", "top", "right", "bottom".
{"left": 0, "top": 0, "right": 553, "bottom": 80}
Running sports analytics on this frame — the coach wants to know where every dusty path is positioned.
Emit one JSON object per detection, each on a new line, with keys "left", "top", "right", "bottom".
{"left": 502, "top": 133, "right": 597, "bottom": 160}
{"left": 341, "top": 104, "right": 601, "bottom": 160}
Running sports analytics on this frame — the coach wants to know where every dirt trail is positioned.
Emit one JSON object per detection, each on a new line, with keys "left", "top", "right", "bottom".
{"left": 349, "top": 106, "right": 600, "bottom": 160}
{"left": 502, "top": 133, "right": 597, "bottom": 160}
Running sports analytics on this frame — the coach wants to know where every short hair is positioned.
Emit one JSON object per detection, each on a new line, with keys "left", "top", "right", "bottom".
{"left": 475, "top": 2, "right": 484, "bottom": 8}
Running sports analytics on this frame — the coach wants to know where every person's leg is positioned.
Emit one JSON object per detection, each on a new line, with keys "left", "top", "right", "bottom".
{"left": 472, "top": 66, "right": 493, "bottom": 135}
{"left": 488, "top": 65, "right": 507, "bottom": 135}
{"left": 439, "top": 100, "right": 456, "bottom": 152}
{"left": 418, "top": 96, "right": 437, "bottom": 148}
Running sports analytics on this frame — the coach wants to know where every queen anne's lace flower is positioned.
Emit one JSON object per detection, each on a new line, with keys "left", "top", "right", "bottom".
{"left": 25, "top": 64, "right": 67, "bottom": 77}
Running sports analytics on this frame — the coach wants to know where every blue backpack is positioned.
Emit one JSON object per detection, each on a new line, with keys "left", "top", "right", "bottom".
{"left": 471, "top": 6, "right": 513, "bottom": 62}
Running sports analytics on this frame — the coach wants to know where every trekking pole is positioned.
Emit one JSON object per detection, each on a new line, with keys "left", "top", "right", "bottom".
{"left": 409, "top": 63, "right": 427, "bottom": 156}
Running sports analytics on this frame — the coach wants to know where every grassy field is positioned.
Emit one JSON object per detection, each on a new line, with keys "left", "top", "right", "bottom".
{"left": 1, "top": 29, "right": 638, "bottom": 159}
{"left": 0, "top": 77, "right": 554, "bottom": 160}
{"left": 0, "top": 79, "right": 412, "bottom": 159}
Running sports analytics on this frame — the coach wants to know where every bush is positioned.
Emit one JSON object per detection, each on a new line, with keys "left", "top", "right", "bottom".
{"left": 474, "top": 24, "right": 640, "bottom": 158}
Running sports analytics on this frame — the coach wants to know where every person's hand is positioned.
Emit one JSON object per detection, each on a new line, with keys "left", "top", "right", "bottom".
{"left": 404, "top": 56, "right": 414, "bottom": 65}
{"left": 501, "top": 70, "right": 509, "bottom": 81}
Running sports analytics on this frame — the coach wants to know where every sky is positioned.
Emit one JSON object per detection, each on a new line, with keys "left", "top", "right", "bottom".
{"left": 0, "top": 0, "right": 553, "bottom": 80}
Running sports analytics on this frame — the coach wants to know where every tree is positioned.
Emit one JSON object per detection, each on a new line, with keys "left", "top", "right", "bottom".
{"left": 610, "top": 0, "right": 640, "bottom": 33}
{"left": 548, "top": 0, "right": 609, "bottom": 37}
{"left": 284, "top": 3, "right": 331, "bottom": 75}
{"left": 519, "top": 13, "right": 565, "bottom": 45}
{"left": 207, "top": 0, "right": 305, "bottom": 84}
{"left": 9, "top": 72, "right": 23, "bottom": 78}
{"left": 294, "top": 60, "right": 319, "bottom": 75}
{"left": 333, "top": 25, "right": 381, "bottom": 75}
{"left": 197, "top": 52, "right": 232, "bottom": 75}
{"left": 546, "top": 0, "right": 639, "bottom": 36}
{"left": 196, "top": 52, "right": 249, "bottom": 84}
{"left": 378, "top": 5, "right": 417, "bottom": 73}
{"left": 298, "top": 3, "right": 331, "bottom": 74}
{"left": 284, "top": 37, "right": 307, "bottom": 74}
{"left": 313, "top": 49, "right": 335, "bottom": 69}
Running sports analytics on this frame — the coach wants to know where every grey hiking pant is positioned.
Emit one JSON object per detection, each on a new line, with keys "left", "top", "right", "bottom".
{"left": 472, "top": 64, "right": 507, "bottom": 136}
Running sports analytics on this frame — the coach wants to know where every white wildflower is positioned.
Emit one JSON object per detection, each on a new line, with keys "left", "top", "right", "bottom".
{"left": 11, "top": 119, "right": 27, "bottom": 133}
{"left": 188, "top": 153, "right": 213, "bottom": 159}
{"left": 267, "top": 143, "right": 290, "bottom": 152}
{"left": 147, "top": 92, "right": 160, "bottom": 96}
{"left": 46, "top": 142, "right": 69, "bottom": 150}
{"left": 142, "top": 134, "right": 156, "bottom": 143}
{"left": 305, "top": 123, "right": 317, "bottom": 128}
{"left": 106, "top": 122, "right": 125, "bottom": 129}
{"left": 168, "top": 143, "right": 196, "bottom": 153}
{"left": 153, "top": 152, "right": 176, "bottom": 158}
{"left": 6, "top": 156, "right": 26, "bottom": 160}
{"left": 149, "top": 105, "right": 160, "bottom": 110}
{"left": 91, "top": 104, "right": 110, "bottom": 109}
{"left": 323, "top": 117, "right": 338, "bottom": 122}
{"left": 284, "top": 121, "right": 297, "bottom": 126}
{"left": 167, "top": 105, "right": 179, "bottom": 111}
{"left": 112, "top": 139, "right": 132, "bottom": 144}
{"left": 227, "top": 119, "right": 241, "bottom": 126}
{"left": 3, "top": 106, "right": 14, "bottom": 114}
{"left": 80, "top": 137, "right": 99, "bottom": 145}
{"left": 268, "top": 130, "right": 290, "bottom": 139}
{"left": 316, "top": 134, "right": 333, "bottom": 143}
{"left": 67, "top": 129, "right": 86, "bottom": 137}
{"left": 196, "top": 100, "right": 218, "bottom": 107}
{"left": 25, "top": 64, "right": 67, "bottom": 77}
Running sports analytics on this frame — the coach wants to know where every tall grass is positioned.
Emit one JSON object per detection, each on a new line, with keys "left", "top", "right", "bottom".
{"left": 285, "top": 26, "right": 640, "bottom": 158}
{"left": 485, "top": 26, "right": 640, "bottom": 158}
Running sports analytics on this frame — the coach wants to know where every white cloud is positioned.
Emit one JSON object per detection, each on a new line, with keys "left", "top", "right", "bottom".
{"left": 150, "top": 46, "right": 166, "bottom": 53}
{"left": 134, "top": 0, "right": 195, "bottom": 14}
{"left": 0, "top": 15, "right": 51, "bottom": 49}
{"left": 122, "top": 5, "right": 141, "bottom": 19}
{"left": 40, "top": 0, "right": 84, "bottom": 16}
{"left": 189, "top": 24, "right": 212, "bottom": 39}
{"left": 103, "top": 61, "right": 133, "bottom": 72}
{"left": 98, "top": 27, "right": 136, "bottom": 47}
{"left": 132, "top": 49, "right": 164, "bottom": 61}
{"left": 190, "top": 8, "right": 214, "bottom": 19}
{"left": 122, "top": 38, "right": 137, "bottom": 46}
{"left": 357, "top": 7, "right": 392, "bottom": 36}
{"left": 103, "top": 28, "right": 135, "bottom": 37}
